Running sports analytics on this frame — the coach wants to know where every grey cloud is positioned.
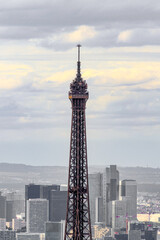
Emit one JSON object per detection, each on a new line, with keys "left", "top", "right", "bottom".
{"left": 0, "top": 0, "right": 159, "bottom": 49}
{"left": 0, "top": 74, "right": 159, "bottom": 131}
{"left": 0, "top": 76, "right": 71, "bottom": 130}
{"left": 78, "top": 28, "right": 160, "bottom": 48}
{"left": 109, "top": 94, "right": 160, "bottom": 120}
{"left": 0, "top": 94, "right": 70, "bottom": 130}
{"left": 0, "top": 26, "right": 53, "bottom": 39}
{"left": 117, "top": 29, "right": 160, "bottom": 47}
{"left": 0, "top": 0, "right": 159, "bottom": 27}
{"left": 37, "top": 38, "right": 73, "bottom": 51}
{"left": 0, "top": 102, "right": 23, "bottom": 117}
{"left": 35, "top": 27, "right": 160, "bottom": 51}
{"left": 87, "top": 84, "right": 160, "bottom": 129}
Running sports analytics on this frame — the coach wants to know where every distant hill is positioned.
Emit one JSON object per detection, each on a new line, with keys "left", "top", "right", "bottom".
{"left": 0, "top": 163, "right": 159, "bottom": 192}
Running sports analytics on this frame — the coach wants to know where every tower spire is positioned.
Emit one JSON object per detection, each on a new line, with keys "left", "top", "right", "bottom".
{"left": 76, "top": 44, "right": 81, "bottom": 80}
{"left": 77, "top": 44, "right": 81, "bottom": 62}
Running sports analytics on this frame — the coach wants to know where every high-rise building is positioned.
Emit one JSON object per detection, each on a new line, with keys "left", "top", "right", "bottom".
{"left": 103, "top": 165, "right": 119, "bottom": 226}
{"left": 144, "top": 229, "right": 157, "bottom": 240}
{"left": 42, "top": 185, "right": 60, "bottom": 200}
{"left": 25, "top": 184, "right": 60, "bottom": 220}
{"left": 64, "top": 45, "right": 92, "bottom": 240}
{"left": 45, "top": 221, "right": 65, "bottom": 240}
{"left": 121, "top": 180, "right": 137, "bottom": 220}
{"left": 128, "top": 230, "right": 141, "bottom": 240}
{"left": 128, "top": 221, "right": 144, "bottom": 231}
{"left": 0, "top": 230, "right": 16, "bottom": 240}
{"left": 6, "top": 201, "right": 13, "bottom": 222}
{"left": 25, "top": 184, "right": 41, "bottom": 202}
{"left": 95, "top": 196, "right": 103, "bottom": 224}
{"left": 128, "top": 221, "right": 157, "bottom": 240}
{"left": 6, "top": 192, "right": 24, "bottom": 222}
{"left": 27, "top": 199, "right": 49, "bottom": 233}
{"left": 49, "top": 191, "right": 67, "bottom": 222}
{"left": 112, "top": 200, "right": 126, "bottom": 231}
{"left": 89, "top": 173, "right": 103, "bottom": 225}
{"left": 0, "top": 192, "right": 6, "bottom": 219}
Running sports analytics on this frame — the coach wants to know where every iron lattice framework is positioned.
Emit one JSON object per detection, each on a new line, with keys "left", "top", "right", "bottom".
{"left": 64, "top": 45, "right": 92, "bottom": 240}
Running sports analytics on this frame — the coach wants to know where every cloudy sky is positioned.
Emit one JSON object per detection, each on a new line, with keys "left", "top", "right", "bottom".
{"left": 0, "top": 0, "right": 160, "bottom": 167}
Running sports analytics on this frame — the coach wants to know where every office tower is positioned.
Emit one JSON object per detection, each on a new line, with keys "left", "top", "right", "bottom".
{"left": 128, "top": 230, "right": 141, "bottom": 240}
{"left": 64, "top": 45, "right": 92, "bottom": 240}
{"left": 144, "top": 229, "right": 157, "bottom": 240}
{"left": 6, "top": 201, "right": 13, "bottom": 222}
{"left": 0, "top": 218, "right": 6, "bottom": 231}
{"left": 42, "top": 185, "right": 60, "bottom": 200}
{"left": 25, "top": 184, "right": 41, "bottom": 202}
{"left": 49, "top": 190, "right": 67, "bottom": 221}
{"left": 121, "top": 195, "right": 136, "bottom": 224}
{"left": 95, "top": 196, "right": 103, "bottom": 224}
{"left": 27, "top": 199, "right": 49, "bottom": 233}
{"left": 25, "top": 184, "right": 60, "bottom": 201}
{"left": 25, "top": 184, "right": 41, "bottom": 220}
{"left": 112, "top": 200, "right": 126, "bottom": 231}
{"left": 16, "top": 233, "right": 45, "bottom": 240}
{"left": 0, "top": 192, "right": 6, "bottom": 219}
{"left": 121, "top": 180, "right": 137, "bottom": 220}
{"left": 25, "top": 184, "right": 60, "bottom": 219}
{"left": 0, "top": 230, "right": 16, "bottom": 240}
{"left": 128, "top": 221, "right": 157, "bottom": 240}
{"left": 89, "top": 172, "right": 103, "bottom": 225}
{"left": 128, "top": 221, "right": 144, "bottom": 231}
{"left": 6, "top": 192, "right": 24, "bottom": 222}
{"left": 103, "top": 165, "right": 119, "bottom": 226}
{"left": 45, "top": 221, "right": 65, "bottom": 240}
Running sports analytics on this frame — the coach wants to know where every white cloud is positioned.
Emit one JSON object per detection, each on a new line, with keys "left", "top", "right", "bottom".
{"left": 0, "top": 63, "right": 32, "bottom": 89}
{"left": 65, "top": 25, "right": 96, "bottom": 43}
{"left": 117, "top": 30, "right": 133, "bottom": 42}
{"left": 44, "top": 70, "right": 75, "bottom": 84}
{"left": 88, "top": 95, "right": 123, "bottom": 112}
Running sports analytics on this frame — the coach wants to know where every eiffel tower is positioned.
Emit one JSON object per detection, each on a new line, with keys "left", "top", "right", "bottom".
{"left": 64, "top": 45, "right": 92, "bottom": 240}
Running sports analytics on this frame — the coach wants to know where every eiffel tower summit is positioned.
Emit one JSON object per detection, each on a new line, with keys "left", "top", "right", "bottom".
{"left": 64, "top": 45, "right": 92, "bottom": 240}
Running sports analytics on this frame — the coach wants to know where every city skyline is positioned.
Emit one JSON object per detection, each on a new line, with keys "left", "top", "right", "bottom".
{"left": 0, "top": 0, "right": 159, "bottom": 167}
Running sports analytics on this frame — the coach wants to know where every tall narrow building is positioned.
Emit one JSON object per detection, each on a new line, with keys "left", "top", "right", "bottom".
{"left": 0, "top": 192, "right": 6, "bottom": 219}
{"left": 103, "top": 165, "right": 119, "bottom": 226}
{"left": 64, "top": 45, "right": 92, "bottom": 240}
{"left": 121, "top": 179, "right": 137, "bottom": 220}
{"left": 89, "top": 173, "right": 103, "bottom": 225}
{"left": 27, "top": 199, "right": 49, "bottom": 233}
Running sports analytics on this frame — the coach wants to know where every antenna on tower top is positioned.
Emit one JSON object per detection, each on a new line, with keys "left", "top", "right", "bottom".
{"left": 76, "top": 44, "right": 81, "bottom": 79}
{"left": 77, "top": 44, "right": 81, "bottom": 62}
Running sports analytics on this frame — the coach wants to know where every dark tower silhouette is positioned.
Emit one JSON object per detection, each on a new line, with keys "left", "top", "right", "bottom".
{"left": 64, "top": 45, "right": 92, "bottom": 240}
